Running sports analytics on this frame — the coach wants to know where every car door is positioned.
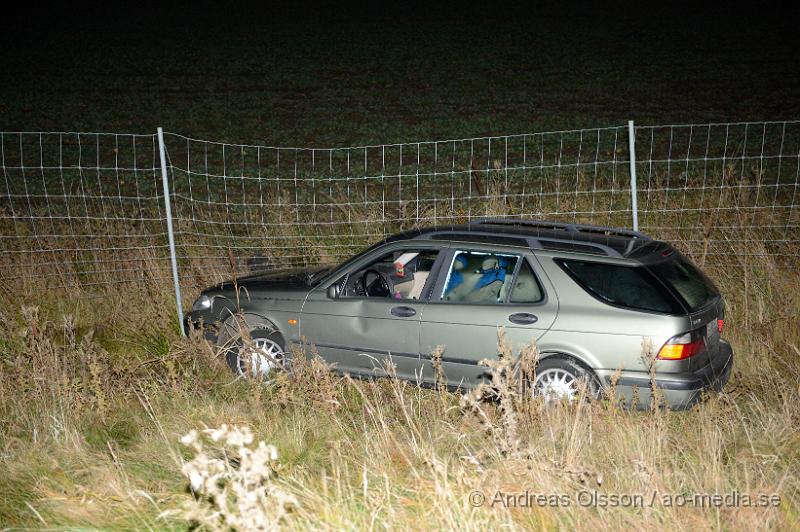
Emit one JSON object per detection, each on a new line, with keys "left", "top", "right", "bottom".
{"left": 299, "top": 242, "right": 446, "bottom": 379}
{"left": 412, "top": 246, "right": 559, "bottom": 388}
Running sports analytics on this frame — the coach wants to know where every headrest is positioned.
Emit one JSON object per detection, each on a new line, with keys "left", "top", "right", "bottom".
{"left": 481, "top": 257, "right": 498, "bottom": 270}
{"left": 453, "top": 254, "right": 467, "bottom": 270}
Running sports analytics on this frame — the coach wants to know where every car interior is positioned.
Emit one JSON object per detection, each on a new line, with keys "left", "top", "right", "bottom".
{"left": 339, "top": 249, "right": 440, "bottom": 299}
{"left": 335, "top": 248, "right": 540, "bottom": 305}
{"left": 442, "top": 251, "right": 519, "bottom": 303}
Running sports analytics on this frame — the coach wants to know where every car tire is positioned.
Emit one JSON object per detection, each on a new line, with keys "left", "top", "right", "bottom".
{"left": 530, "top": 356, "right": 599, "bottom": 404}
{"left": 225, "top": 328, "right": 288, "bottom": 381}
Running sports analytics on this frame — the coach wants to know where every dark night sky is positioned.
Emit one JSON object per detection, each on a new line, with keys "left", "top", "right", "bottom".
{"left": 1, "top": 2, "right": 799, "bottom": 144}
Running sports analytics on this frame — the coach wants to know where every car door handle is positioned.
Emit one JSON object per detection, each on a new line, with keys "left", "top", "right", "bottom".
{"left": 391, "top": 306, "right": 417, "bottom": 318}
{"left": 508, "top": 312, "right": 538, "bottom": 325}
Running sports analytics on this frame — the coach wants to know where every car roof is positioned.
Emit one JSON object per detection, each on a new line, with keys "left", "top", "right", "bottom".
{"left": 379, "top": 218, "right": 668, "bottom": 259}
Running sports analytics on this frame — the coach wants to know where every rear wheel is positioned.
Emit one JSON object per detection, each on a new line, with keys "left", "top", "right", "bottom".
{"left": 532, "top": 357, "right": 599, "bottom": 404}
{"left": 225, "top": 329, "right": 288, "bottom": 381}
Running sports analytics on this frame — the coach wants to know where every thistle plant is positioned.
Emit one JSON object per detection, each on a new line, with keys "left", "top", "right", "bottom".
{"left": 174, "top": 424, "right": 297, "bottom": 531}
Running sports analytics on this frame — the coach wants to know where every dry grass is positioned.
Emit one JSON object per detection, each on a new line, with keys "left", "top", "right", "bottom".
{"left": 0, "top": 189, "right": 798, "bottom": 529}
{"left": 0, "top": 247, "right": 798, "bottom": 531}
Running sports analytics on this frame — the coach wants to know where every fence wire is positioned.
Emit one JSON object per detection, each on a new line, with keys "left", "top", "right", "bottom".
{"left": 0, "top": 131, "right": 171, "bottom": 289}
{"left": 635, "top": 122, "right": 800, "bottom": 258}
{"left": 1, "top": 121, "right": 798, "bottom": 293}
{"left": 163, "top": 126, "right": 635, "bottom": 284}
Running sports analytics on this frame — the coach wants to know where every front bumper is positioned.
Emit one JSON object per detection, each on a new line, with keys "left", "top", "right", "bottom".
{"left": 597, "top": 339, "right": 734, "bottom": 410}
{"left": 184, "top": 311, "right": 219, "bottom": 342}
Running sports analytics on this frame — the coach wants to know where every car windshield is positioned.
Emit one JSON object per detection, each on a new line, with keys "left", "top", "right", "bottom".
{"left": 646, "top": 255, "right": 720, "bottom": 311}
{"left": 310, "top": 239, "right": 395, "bottom": 286}
{"left": 306, "top": 265, "right": 334, "bottom": 285}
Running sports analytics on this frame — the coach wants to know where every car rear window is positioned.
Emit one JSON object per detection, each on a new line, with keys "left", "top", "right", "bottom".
{"left": 645, "top": 256, "right": 719, "bottom": 311}
{"left": 557, "top": 259, "right": 684, "bottom": 314}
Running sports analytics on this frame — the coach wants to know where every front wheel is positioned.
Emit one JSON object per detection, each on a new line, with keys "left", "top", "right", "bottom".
{"left": 532, "top": 357, "right": 599, "bottom": 404}
{"left": 225, "top": 329, "right": 288, "bottom": 381}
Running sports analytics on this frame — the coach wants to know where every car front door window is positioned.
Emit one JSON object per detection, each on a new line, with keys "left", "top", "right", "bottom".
{"left": 341, "top": 248, "right": 440, "bottom": 301}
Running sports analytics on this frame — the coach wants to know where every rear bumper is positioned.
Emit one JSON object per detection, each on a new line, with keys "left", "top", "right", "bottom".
{"left": 596, "top": 339, "right": 734, "bottom": 410}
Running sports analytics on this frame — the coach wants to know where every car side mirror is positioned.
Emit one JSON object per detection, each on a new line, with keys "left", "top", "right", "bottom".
{"left": 327, "top": 284, "right": 339, "bottom": 299}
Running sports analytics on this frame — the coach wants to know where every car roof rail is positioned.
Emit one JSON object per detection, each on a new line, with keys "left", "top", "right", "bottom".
{"left": 423, "top": 230, "right": 626, "bottom": 258}
{"left": 471, "top": 217, "right": 652, "bottom": 240}
{"left": 536, "top": 238, "right": 623, "bottom": 257}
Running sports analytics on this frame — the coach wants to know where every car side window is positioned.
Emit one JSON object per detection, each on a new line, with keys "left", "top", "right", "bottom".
{"left": 509, "top": 259, "right": 544, "bottom": 303}
{"left": 557, "top": 259, "right": 683, "bottom": 314}
{"left": 441, "top": 251, "right": 519, "bottom": 304}
{"left": 339, "top": 248, "right": 440, "bottom": 299}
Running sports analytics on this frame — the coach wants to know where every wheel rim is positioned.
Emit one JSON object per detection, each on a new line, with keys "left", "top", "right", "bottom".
{"left": 534, "top": 368, "right": 579, "bottom": 403}
{"left": 238, "top": 337, "right": 284, "bottom": 379}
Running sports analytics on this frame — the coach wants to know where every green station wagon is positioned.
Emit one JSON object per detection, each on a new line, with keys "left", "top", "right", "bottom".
{"left": 186, "top": 219, "right": 733, "bottom": 409}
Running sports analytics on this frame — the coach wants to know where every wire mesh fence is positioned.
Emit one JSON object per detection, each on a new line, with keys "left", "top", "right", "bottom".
{"left": 163, "top": 125, "right": 636, "bottom": 285}
{"left": 1, "top": 121, "right": 798, "bottom": 297}
{"left": 635, "top": 122, "right": 799, "bottom": 258}
{"left": 0, "top": 131, "right": 171, "bottom": 290}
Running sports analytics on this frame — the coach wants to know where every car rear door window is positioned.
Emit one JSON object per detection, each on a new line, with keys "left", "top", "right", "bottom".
{"left": 557, "top": 259, "right": 684, "bottom": 314}
{"left": 441, "top": 251, "right": 519, "bottom": 304}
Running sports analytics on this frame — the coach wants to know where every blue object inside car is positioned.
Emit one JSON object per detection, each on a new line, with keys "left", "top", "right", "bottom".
{"left": 475, "top": 257, "right": 507, "bottom": 288}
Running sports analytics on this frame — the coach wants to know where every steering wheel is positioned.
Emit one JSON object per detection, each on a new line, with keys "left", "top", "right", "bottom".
{"left": 361, "top": 268, "right": 393, "bottom": 297}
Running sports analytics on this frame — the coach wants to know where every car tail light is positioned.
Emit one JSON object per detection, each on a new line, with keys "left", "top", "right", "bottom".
{"left": 717, "top": 319, "right": 724, "bottom": 334}
{"left": 657, "top": 330, "right": 706, "bottom": 360}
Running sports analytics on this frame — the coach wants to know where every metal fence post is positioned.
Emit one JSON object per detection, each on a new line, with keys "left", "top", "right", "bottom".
{"left": 627, "top": 120, "right": 639, "bottom": 231}
{"left": 157, "top": 127, "right": 186, "bottom": 336}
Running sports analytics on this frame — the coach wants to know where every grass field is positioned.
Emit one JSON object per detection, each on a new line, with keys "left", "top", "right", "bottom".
{"left": 2, "top": 5, "right": 799, "bottom": 144}
{"left": 1, "top": 4, "right": 799, "bottom": 530}
{"left": 0, "top": 248, "right": 798, "bottom": 529}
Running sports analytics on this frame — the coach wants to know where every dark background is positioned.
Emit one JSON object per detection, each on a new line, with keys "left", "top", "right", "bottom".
{"left": 2, "top": 2, "right": 799, "bottom": 146}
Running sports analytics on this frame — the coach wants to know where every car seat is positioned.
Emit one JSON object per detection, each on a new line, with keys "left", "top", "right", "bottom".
{"left": 406, "top": 272, "right": 429, "bottom": 299}
{"left": 461, "top": 257, "right": 506, "bottom": 302}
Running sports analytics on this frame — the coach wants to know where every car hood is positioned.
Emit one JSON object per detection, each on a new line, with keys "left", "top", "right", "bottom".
{"left": 212, "top": 267, "right": 330, "bottom": 293}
